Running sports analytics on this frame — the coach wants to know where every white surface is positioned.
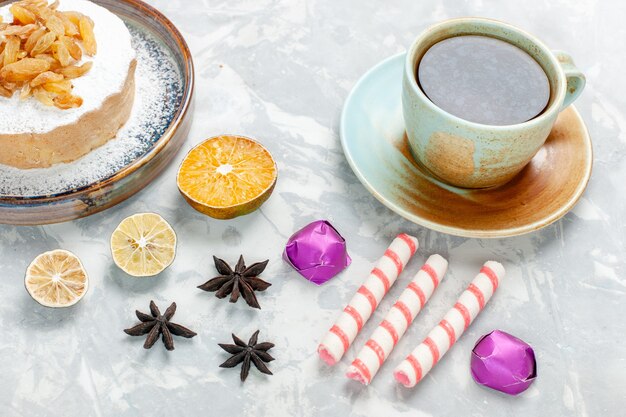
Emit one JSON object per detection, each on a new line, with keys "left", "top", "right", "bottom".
{"left": 0, "top": 0, "right": 134, "bottom": 134}
{"left": 0, "top": 0, "right": 625, "bottom": 416}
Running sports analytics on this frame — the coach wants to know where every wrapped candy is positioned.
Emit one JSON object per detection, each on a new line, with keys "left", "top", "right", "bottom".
{"left": 283, "top": 220, "right": 351, "bottom": 285}
{"left": 471, "top": 330, "right": 537, "bottom": 395}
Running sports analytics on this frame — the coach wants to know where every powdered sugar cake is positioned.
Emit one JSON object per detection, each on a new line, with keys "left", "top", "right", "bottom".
{"left": 0, "top": 20, "right": 184, "bottom": 195}
{"left": 0, "top": 0, "right": 191, "bottom": 225}
{"left": 0, "top": 0, "right": 136, "bottom": 169}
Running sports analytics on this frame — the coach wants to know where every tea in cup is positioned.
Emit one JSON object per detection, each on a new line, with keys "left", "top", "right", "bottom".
{"left": 402, "top": 18, "right": 585, "bottom": 188}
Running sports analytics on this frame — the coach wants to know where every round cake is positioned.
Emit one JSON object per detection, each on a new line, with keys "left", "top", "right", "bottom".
{"left": 0, "top": 0, "right": 136, "bottom": 169}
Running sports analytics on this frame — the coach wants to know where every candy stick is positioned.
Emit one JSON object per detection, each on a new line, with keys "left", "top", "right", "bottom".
{"left": 318, "top": 234, "right": 418, "bottom": 365}
{"left": 394, "top": 261, "right": 505, "bottom": 388}
{"left": 346, "top": 254, "right": 448, "bottom": 385}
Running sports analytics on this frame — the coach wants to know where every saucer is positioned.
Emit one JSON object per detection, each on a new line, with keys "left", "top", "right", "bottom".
{"left": 340, "top": 53, "right": 592, "bottom": 238}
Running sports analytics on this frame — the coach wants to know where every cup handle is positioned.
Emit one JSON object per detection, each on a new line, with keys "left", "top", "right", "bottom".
{"left": 553, "top": 50, "right": 585, "bottom": 110}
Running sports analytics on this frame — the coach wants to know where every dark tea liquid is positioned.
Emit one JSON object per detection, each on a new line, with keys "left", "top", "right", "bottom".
{"left": 417, "top": 35, "right": 550, "bottom": 126}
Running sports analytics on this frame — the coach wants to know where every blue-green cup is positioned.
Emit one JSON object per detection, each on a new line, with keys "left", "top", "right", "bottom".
{"left": 403, "top": 18, "right": 585, "bottom": 188}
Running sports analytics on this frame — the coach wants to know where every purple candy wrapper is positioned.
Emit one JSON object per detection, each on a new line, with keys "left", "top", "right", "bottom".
{"left": 283, "top": 220, "right": 351, "bottom": 285}
{"left": 471, "top": 330, "right": 537, "bottom": 395}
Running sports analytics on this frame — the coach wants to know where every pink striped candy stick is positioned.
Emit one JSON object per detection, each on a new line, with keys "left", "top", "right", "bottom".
{"left": 394, "top": 261, "right": 505, "bottom": 388}
{"left": 318, "top": 234, "right": 418, "bottom": 365}
{"left": 346, "top": 254, "right": 448, "bottom": 385}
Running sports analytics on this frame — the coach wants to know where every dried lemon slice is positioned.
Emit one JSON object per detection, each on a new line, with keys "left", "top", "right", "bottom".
{"left": 110, "top": 213, "right": 177, "bottom": 277}
{"left": 177, "top": 135, "right": 278, "bottom": 219}
{"left": 25, "top": 249, "right": 89, "bottom": 308}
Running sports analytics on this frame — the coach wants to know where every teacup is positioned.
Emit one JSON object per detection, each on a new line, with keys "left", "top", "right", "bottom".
{"left": 402, "top": 17, "right": 585, "bottom": 189}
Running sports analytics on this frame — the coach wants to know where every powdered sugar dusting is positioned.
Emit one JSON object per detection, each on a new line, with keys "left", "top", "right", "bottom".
{"left": 0, "top": 22, "right": 184, "bottom": 197}
{"left": 0, "top": 0, "right": 135, "bottom": 134}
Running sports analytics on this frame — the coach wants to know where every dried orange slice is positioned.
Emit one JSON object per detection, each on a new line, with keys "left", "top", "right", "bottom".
{"left": 177, "top": 135, "right": 278, "bottom": 219}
{"left": 24, "top": 249, "right": 89, "bottom": 308}
{"left": 110, "top": 213, "right": 177, "bottom": 277}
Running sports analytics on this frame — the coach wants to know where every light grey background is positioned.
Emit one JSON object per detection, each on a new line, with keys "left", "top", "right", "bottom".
{"left": 1, "top": 0, "right": 625, "bottom": 416}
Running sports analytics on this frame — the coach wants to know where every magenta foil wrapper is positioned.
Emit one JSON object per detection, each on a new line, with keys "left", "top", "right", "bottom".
{"left": 471, "top": 330, "right": 537, "bottom": 395}
{"left": 283, "top": 220, "right": 351, "bottom": 285}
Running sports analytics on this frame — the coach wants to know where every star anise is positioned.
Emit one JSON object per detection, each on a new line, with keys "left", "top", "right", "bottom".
{"left": 219, "top": 330, "right": 275, "bottom": 381}
{"left": 198, "top": 255, "right": 271, "bottom": 309}
{"left": 124, "top": 300, "right": 197, "bottom": 350}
